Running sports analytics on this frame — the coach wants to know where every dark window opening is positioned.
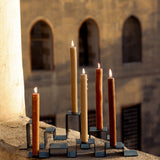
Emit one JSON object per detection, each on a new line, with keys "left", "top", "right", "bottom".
{"left": 122, "top": 104, "right": 141, "bottom": 150}
{"left": 88, "top": 110, "right": 96, "bottom": 128}
{"left": 122, "top": 16, "right": 142, "bottom": 63}
{"left": 31, "top": 20, "right": 53, "bottom": 71}
{"left": 79, "top": 19, "right": 99, "bottom": 67}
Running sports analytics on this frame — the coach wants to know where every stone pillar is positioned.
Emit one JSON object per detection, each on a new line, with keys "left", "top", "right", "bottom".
{"left": 0, "top": 0, "right": 25, "bottom": 121}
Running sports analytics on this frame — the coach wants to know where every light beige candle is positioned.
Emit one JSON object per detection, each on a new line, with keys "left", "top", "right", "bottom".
{"left": 81, "top": 68, "right": 88, "bottom": 143}
{"left": 70, "top": 41, "right": 78, "bottom": 113}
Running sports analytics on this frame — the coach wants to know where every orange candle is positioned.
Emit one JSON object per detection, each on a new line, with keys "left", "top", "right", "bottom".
{"left": 32, "top": 87, "right": 39, "bottom": 156}
{"left": 70, "top": 40, "right": 78, "bottom": 113}
{"left": 96, "top": 63, "right": 103, "bottom": 130}
{"left": 108, "top": 69, "right": 117, "bottom": 147}
{"left": 81, "top": 68, "right": 88, "bottom": 143}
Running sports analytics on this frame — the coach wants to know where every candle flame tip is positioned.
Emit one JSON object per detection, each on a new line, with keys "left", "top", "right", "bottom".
{"left": 82, "top": 68, "right": 85, "bottom": 74}
{"left": 34, "top": 87, "right": 38, "bottom": 93}
{"left": 71, "top": 40, "right": 74, "bottom": 47}
{"left": 109, "top": 69, "right": 112, "bottom": 77}
{"left": 98, "top": 63, "right": 100, "bottom": 68}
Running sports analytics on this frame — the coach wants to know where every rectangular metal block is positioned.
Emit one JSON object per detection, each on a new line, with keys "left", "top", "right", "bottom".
{"left": 28, "top": 152, "right": 49, "bottom": 158}
{"left": 95, "top": 151, "right": 106, "bottom": 157}
{"left": 116, "top": 142, "right": 124, "bottom": 149}
{"left": 80, "top": 143, "right": 90, "bottom": 149}
{"left": 67, "top": 151, "right": 77, "bottom": 158}
{"left": 50, "top": 143, "right": 68, "bottom": 149}
{"left": 124, "top": 150, "right": 138, "bottom": 157}
{"left": 54, "top": 135, "right": 67, "bottom": 140}
{"left": 45, "top": 127, "right": 56, "bottom": 133}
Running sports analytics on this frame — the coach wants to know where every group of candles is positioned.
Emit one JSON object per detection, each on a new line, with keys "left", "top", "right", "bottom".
{"left": 31, "top": 41, "right": 117, "bottom": 156}
{"left": 70, "top": 41, "right": 117, "bottom": 146}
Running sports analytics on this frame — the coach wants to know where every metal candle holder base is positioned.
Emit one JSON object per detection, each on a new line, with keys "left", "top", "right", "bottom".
{"left": 28, "top": 152, "right": 49, "bottom": 158}
{"left": 76, "top": 138, "right": 95, "bottom": 149}
{"left": 66, "top": 110, "right": 81, "bottom": 137}
{"left": 89, "top": 126, "right": 108, "bottom": 140}
{"left": 105, "top": 142, "right": 138, "bottom": 157}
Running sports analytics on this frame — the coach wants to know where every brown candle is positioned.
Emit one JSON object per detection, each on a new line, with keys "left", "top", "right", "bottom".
{"left": 81, "top": 68, "right": 88, "bottom": 143}
{"left": 96, "top": 63, "right": 103, "bottom": 130}
{"left": 70, "top": 41, "right": 78, "bottom": 113}
{"left": 32, "top": 87, "right": 39, "bottom": 156}
{"left": 108, "top": 69, "right": 117, "bottom": 147}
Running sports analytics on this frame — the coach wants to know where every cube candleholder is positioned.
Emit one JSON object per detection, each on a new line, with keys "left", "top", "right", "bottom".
{"left": 89, "top": 126, "right": 108, "bottom": 140}
{"left": 105, "top": 142, "right": 138, "bottom": 157}
{"left": 66, "top": 110, "right": 81, "bottom": 138}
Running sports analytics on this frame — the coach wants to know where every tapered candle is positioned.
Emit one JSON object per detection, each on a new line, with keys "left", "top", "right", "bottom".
{"left": 32, "top": 87, "right": 39, "bottom": 156}
{"left": 96, "top": 63, "right": 103, "bottom": 130}
{"left": 108, "top": 69, "right": 117, "bottom": 147}
{"left": 70, "top": 40, "right": 78, "bottom": 113}
{"left": 81, "top": 68, "right": 88, "bottom": 143}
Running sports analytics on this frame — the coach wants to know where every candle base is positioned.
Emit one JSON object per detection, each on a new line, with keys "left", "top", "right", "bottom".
{"left": 89, "top": 126, "right": 108, "bottom": 140}
{"left": 28, "top": 151, "right": 49, "bottom": 158}
{"left": 76, "top": 138, "right": 95, "bottom": 149}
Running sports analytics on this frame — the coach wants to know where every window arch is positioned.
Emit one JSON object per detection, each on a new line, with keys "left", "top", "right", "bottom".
{"left": 30, "top": 20, "right": 54, "bottom": 71}
{"left": 79, "top": 18, "right": 100, "bottom": 67}
{"left": 122, "top": 16, "right": 142, "bottom": 63}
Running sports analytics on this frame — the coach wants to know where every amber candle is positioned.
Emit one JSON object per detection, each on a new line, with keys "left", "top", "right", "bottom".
{"left": 32, "top": 87, "right": 39, "bottom": 156}
{"left": 70, "top": 40, "right": 78, "bottom": 113}
{"left": 81, "top": 68, "right": 88, "bottom": 143}
{"left": 96, "top": 63, "right": 103, "bottom": 130}
{"left": 108, "top": 69, "right": 117, "bottom": 147}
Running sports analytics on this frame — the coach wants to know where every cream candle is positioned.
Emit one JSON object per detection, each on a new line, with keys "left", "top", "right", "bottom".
{"left": 81, "top": 68, "right": 88, "bottom": 143}
{"left": 70, "top": 40, "right": 78, "bottom": 113}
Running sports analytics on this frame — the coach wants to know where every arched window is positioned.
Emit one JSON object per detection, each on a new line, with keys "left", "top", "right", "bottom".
{"left": 122, "top": 16, "right": 142, "bottom": 63}
{"left": 79, "top": 19, "right": 99, "bottom": 67}
{"left": 30, "top": 20, "right": 53, "bottom": 71}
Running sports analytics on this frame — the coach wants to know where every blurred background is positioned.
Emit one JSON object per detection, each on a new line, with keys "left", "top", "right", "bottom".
{"left": 20, "top": 0, "right": 160, "bottom": 156}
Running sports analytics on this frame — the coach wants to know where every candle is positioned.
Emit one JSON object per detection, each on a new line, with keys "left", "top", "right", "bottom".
{"left": 70, "top": 40, "right": 78, "bottom": 113}
{"left": 96, "top": 63, "right": 103, "bottom": 130}
{"left": 108, "top": 69, "right": 117, "bottom": 147}
{"left": 81, "top": 68, "right": 88, "bottom": 143}
{"left": 32, "top": 87, "right": 39, "bottom": 156}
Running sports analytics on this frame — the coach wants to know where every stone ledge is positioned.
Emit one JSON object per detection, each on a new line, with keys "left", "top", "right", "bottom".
{"left": 0, "top": 116, "right": 159, "bottom": 160}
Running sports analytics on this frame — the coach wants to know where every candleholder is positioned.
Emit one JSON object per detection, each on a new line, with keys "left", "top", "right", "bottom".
{"left": 76, "top": 138, "right": 95, "bottom": 149}
{"left": 49, "top": 143, "right": 68, "bottom": 156}
{"left": 94, "top": 141, "right": 106, "bottom": 157}
{"left": 105, "top": 142, "right": 138, "bottom": 157}
{"left": 24, "top": 120, "right": 54, "bottom": 150}
{"left": 89, "top": 126, "right": 108, "bottom": 140}
{"left": 44, "top": 127, "right": 56, "bottom": 148}
{"left": 28, "top": 151, "right": 49, "bottom": 158}
{"left": 66, "top": 110, "right": 81, "bottom": 138}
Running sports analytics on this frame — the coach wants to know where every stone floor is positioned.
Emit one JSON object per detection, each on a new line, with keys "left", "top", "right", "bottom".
{"left": 0, "top": 116, "right": 159, "bottom": 160}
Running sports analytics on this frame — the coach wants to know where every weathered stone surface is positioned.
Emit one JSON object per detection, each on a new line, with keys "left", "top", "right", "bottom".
{"left": 0, "top": 117, "right": 159, "bottom": 160}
